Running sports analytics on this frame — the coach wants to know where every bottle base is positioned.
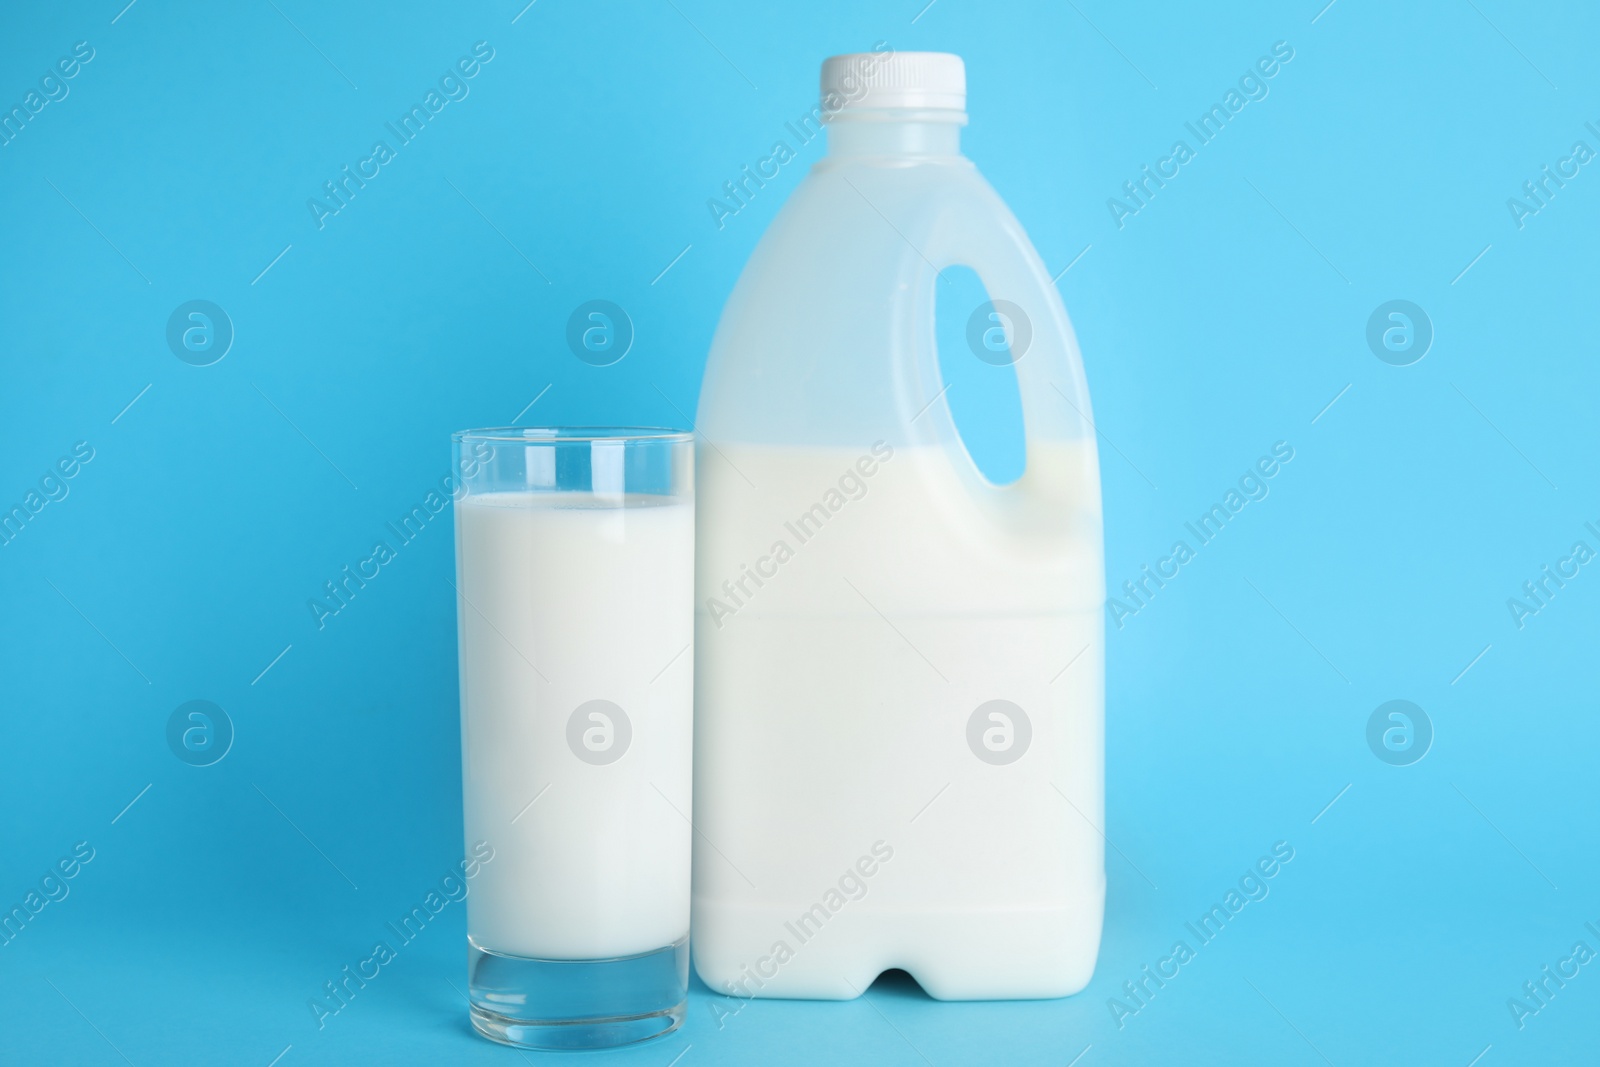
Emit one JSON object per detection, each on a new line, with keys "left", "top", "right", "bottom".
{"left": 691, "top": 898, "right": 1103, "bottom": 1000}
{"left": 467, "top": 935, "right": 688, "bottom": 1050}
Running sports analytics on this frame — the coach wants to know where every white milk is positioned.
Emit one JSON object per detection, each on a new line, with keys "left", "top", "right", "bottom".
{"left": 455, "top": 492, "right": 693, "bottom": 960}
{"left": 692, "top": 442, "right": 1104, "bottom": 999}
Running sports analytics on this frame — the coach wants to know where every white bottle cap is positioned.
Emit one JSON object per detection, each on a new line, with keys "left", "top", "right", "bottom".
{"left": 819, "top": 51, "right": 965, "bottom": 114}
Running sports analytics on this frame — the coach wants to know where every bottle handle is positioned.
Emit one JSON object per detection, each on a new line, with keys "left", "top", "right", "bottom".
{"left": 913, "top": 184, "right": 1099, "bottom": 512}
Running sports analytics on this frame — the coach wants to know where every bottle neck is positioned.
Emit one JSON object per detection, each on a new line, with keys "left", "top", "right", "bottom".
{"left": 825, "top": 111, "right": 966, "bottom": 159}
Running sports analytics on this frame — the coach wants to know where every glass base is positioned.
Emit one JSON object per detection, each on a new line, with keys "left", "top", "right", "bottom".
{"left": 467, "top": 935, "right": 688, "bottom": 1051}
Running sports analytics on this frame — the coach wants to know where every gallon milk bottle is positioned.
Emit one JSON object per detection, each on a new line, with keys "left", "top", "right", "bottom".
{"left": 693, "top": 51, "right": 1104, "bottom": 1000}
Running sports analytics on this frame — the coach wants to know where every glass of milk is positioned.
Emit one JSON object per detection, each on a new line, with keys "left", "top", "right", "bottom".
{"left": 450, "top": 427, "right": 693, "bottom": 1050}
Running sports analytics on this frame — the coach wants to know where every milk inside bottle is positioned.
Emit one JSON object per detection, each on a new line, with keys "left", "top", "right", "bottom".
{"left": 692, "top": 52, "right": 1105, "bottom": 1000}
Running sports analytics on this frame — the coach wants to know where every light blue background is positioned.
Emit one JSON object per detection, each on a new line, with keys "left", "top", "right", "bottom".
{"left": 2, "top": 1, "right": 1595, "bottom": 1064}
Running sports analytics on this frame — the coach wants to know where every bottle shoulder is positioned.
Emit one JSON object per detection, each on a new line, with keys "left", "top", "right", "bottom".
{"left": 738, "top": 156, "right": 1018, "bottom": 281}
{"left": 796, "top": 154, "right": 995, "bottom": 215}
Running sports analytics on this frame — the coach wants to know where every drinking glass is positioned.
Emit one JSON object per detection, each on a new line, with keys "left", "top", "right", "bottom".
{"left": 451, "top": 426, "right": 693, "bottom": 1050}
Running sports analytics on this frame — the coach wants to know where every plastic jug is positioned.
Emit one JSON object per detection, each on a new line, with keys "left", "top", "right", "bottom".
{"left": 692, "top": 51, "right": 1104, "bottom": 1000}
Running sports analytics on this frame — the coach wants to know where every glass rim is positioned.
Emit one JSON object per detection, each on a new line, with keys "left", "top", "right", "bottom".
{"left": 451, "top": 425, "right": 693, "bottom": 444}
